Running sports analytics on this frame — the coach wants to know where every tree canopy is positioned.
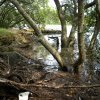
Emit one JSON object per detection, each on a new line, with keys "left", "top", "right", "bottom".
{"left": 0, "top": 0, "right": 59, "bottom": 28}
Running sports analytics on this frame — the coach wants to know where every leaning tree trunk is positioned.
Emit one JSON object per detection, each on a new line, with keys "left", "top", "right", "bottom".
{"left": 73, "top": 0, "right": 85, "bottom": 73}
{"left": 54, "top": 0, "right": 67, "bottom": 49}
{"left": 88, "top": 13, "right": 100, "bottom": 50}
{"left": 54, "top": 0, "right": 67, "bottom": 63}
{"left": 9, "top": 0, "right": 67, "bottom": 71}
{"left": 67, "top": 16, "right": 77, "bottom": 48}
{"left": 67, "top": 0, "right": 77, "bottom": 48}
{"left": 96, "top": 0, "right": 100, "bottom": 15}
{"left": 88, "top": 0, "right": 100, "bottom": 50}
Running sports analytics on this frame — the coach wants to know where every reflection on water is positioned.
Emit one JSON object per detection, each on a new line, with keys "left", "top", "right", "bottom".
{"left": 44, "top": 54, "right": 58, "bottom": 72}
{"left": 43, "top": 35, "right": 60, "bottom": 72}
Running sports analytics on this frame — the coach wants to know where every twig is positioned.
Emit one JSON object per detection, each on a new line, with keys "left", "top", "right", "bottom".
{"left": 0, "top": 78, "right": 100, "bottom": 90}
{"left": 0, "top": 0, "right": 6, "bottom": 6}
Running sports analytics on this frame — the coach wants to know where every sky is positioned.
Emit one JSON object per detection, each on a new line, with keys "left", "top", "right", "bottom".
{"left": 48, "top": 0, "right": 56, "bottom": 8}
{"left": 48, "top": 0, "right": 63, "bottom": 8}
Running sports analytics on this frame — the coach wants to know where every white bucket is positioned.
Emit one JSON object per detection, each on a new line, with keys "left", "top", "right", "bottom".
{"left": 18, "top": 92, "right": 30, "bottom": 100}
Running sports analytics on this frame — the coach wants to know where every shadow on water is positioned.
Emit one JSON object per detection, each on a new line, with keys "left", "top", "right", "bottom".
{"left": 44, "top": 54, "right": 59, "bottom": 72}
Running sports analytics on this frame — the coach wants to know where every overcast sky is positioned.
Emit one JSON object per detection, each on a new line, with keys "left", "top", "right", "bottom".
{"left": 48, "top": 0, "right": 63, "bottom": 8}
{"left": 48, "top": 0, "right": 56, "bottom": 8}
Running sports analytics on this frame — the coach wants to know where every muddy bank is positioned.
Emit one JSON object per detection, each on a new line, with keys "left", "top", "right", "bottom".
{"left": 0, "top": 52, "right": 100, "bottom": 100}
{"left": 0, "top": 70, "right": 100, "bottom": 100}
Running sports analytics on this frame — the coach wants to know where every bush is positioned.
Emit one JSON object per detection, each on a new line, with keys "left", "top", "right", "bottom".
{"left": 0, "top": 28, "right": 14, "bottom": 45}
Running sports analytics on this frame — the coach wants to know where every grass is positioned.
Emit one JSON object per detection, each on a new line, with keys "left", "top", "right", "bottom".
{"left": 0, "top": 28, "right": 13, "bottom": 36}
{"left": 0, "top": 28, "right": 14, "bottom": 45}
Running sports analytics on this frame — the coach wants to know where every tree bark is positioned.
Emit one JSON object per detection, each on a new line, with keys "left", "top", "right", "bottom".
{"left": 73, "top": 0, "right": 85, "bottom": 73}
{"left": 54, "top": 0, "right": 68, "bottom": 65}
{"left": 88, "top": 19, "right": 100, "bottom": 50}
{"left": 67, "top": 0, "right": 78, "bottom": 47}
{"left": 9, "top": 0, "right": 67, "bottom": 71}
{"left": 88, "top": 1, "right": 100, "bottom": 50}
{"left": 67, "top": 22, "right": 77, "bottom": 48}
{"left": 96, "top": 0, "right": 100, "bottom": 15}
{"left": 54, "top": 0, "right": 67, "bottom": 49}
{"left": 66, "top": 0, "right": 78, "bottom": 48}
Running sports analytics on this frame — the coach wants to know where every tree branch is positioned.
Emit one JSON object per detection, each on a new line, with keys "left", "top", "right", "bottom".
{"left": 0, "top": 0, "right": 6, "bottom": 6}
{"left": 0, "top": 78, "right": 100, "bottom": 90}
{"left": 85, "top": 0, "right": 95, "bottom": 9}
{"left": 8, "top": 0, "right": 66, "bottom": 69}
{"left": 9, "top": 19, "right": 24, "bottom": 27}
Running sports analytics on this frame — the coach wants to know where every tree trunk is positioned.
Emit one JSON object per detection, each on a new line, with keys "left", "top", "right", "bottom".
{"left": 73, "top": 0, "right": 85, "bottom": 73}
{"left": 54, "top": 0, "right": 67, "bottom": 64}
{"left": 88, "top": 1, "right": 100, "bottom": 50}
{"left": 9, "top": 0, "right": 67, "bottom": 71}
{"left": 61, "top": 19, "right": 67, "bottom": 49}
{"left": 67, "top": 18, "right": 77, "bottom": 48}
{"left": 54, "top": 0, "right": 67, "bottom": 50}
{"left": 96, "top": 0, "right": 100, "bottom": 15}
{"left": 67, "top": 0, "right": 77, "bottom": 48}
{"left": 88, "top": 15, "right": 100, "bottom": 50}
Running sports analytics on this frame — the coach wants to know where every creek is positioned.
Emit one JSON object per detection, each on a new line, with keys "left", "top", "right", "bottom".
{"left": 39, "top": 35, "right": 100, "bottom": 86}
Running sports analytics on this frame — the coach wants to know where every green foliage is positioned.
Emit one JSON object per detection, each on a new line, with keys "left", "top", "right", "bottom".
{"left": 0, "top": 28, "right": 13, "bottom": 36}
{"left": 62, "top": 0, "right": 77, "bottom": 24}
{"left": 0, "top": 2, "right": 23, "bottom": 28}
{"left": 0, "top": 28, "right": 14, "bottom": 45}
{"left": 84, "top": 9, "right": 96, "bottom": 32}
{"left": 45, "top": 8, "right": 60, "bottom": 24}
{"left": 28, "top": 0, "right": 59, "bottom": 25}
{"left": 0, "top": 0, "right": 59, "bottom": 28}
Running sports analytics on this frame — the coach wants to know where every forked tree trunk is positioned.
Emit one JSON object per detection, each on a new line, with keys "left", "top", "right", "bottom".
{"left": 9, "top": 0, "right": 68, "bottom": 71}
{"left": 73, "top": 0, "right": 85, "bottom": 73}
